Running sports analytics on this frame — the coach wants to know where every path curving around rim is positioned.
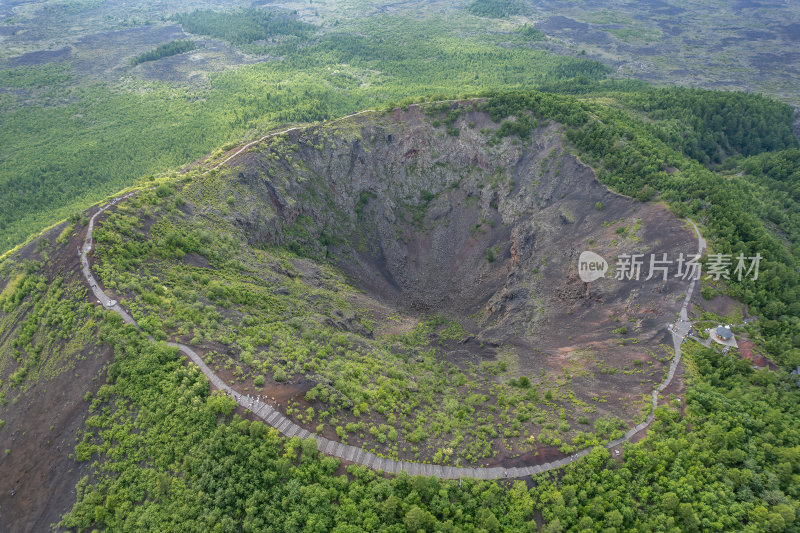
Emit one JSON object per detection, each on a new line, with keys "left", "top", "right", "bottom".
{"left": 78, "top": 119, "right": 706, "bottom": 479}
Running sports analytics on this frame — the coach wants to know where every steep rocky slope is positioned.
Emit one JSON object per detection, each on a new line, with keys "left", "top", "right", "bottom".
{"left": 216, "top": 104, "right": 692, "bottom": 339}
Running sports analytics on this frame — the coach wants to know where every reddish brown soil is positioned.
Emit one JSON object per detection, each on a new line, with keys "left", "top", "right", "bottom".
{"left": 0, "top": 344, "right": 112, "bottom": 532}
{"left": 694, "top": 291, "right": 748, "bottom": 319}
{"left": 189, "top": 343, "right": 318, "bottom": 427}
{"left": 526, "top": 205, "right": 694, "bottom": 427}
{"left": 661, "top": 357, "right": 686, "bottom": 400}
{"left": 737, "top": 337, "right": 776, "bottom": 369}
{"left": 0, "top": 225, "right": 113, "bottom": 532}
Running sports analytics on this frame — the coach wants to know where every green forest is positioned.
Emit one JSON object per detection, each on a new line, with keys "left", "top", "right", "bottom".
{"left": 56, "top": 320, "right": 800, "bottom": 531}
{"left": 2, "top": 3, "right": 800, "bottom": 531}
{"left": 620, "top": 88, "right": 798, "bottom": 165}
{"left": 130, "top": 40, "right": 197, "bottom": 66}
{"left": 0, "top": 15, "right": 608, "bottom": 255}
{"left": 467, "top": 0, "right": 526, "bottom": 18}
{"left": 174, "top": 9, "right": 315, "bottom": 45}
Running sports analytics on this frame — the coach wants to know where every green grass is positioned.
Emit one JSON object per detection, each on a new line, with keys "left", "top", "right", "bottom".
{"left": 58, "top": 316, "right": 543, "bottom": 532}
{"left": 0, "top": 260, "right": 100, "bottom": 395}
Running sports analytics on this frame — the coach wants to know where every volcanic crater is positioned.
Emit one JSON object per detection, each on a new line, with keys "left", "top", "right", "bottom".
{"left": 179, "top": 101, "right": 696, "bottom": 462}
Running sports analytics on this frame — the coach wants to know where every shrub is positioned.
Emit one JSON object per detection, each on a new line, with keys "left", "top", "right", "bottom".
{"left": 207, "top": 390, "right": 237, "bottom": 416}
{"left": 467, "top": 0, "right": 525, "bottom": 19}
{"left": 155, "top": 184, "right": 172, "bottom": 198}
{"left": 56, "top": 223, "right": 73, "bottom": 244}
{"left": 701, "top": 285, "right": 716, "bottom": 300}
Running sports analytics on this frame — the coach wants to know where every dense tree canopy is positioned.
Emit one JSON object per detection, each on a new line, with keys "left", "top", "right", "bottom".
{"left": 620, "top": 87, "right": 798, "bottom": 164}
{"left": 174, "top": 9, "right": 315, "bottom": 45}
{"left": 2, "top": 8, "right": 800, "bottom": 529}
{"left": 130, "top": 40, "right": 197, "bottom": 66}
{"left": 0, "top": 16, "right": 610, "bottom": 253}
{"left": 480, "top": 89, "right": 800, "bottom": 369}
{"left": 466, "top": 0, "right": 526, "bottom": 18}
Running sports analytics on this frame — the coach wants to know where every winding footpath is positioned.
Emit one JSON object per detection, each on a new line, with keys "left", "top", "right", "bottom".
{"left": 78, "top": 123, "right": 706, "bottom": 479}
